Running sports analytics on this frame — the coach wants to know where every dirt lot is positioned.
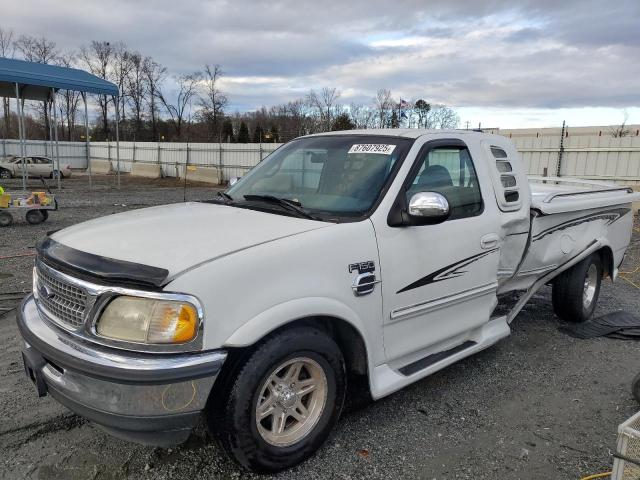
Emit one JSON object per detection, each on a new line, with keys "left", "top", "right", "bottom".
{"left": 1, "top": 174, "right": 640, "bottom": 480}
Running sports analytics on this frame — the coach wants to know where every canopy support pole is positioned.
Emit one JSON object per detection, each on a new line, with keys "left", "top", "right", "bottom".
{"left": 51, "top": 88, "right": 61, "bottom": 190}
{"left": 14, "top": 83, "right": 26, "bottom": 191}
{"left": 114, "top": 95, "right": 120, "bottom": 188}
{"left": 81, "top": 92, "right": 92, "bottom": 189}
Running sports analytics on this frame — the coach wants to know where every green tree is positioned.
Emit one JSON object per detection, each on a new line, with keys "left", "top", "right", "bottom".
{"left": 237, "top": 121, "right": 250, "bottom": 143}
{"left": 221, "top": 119, "right": 234, "bottom": 142}
{"left": 265, "top": 125, "right": 280, "bottom": 143}
{"left": 331, "top": 113, "right": 355, "bottom": 131}
{"left": 390, "top": 110, "right": 399, "bottom": 128}
{"left": 414, "top": 99, "right": 431, "bottom": 128}
{"left": 252, "top": 124, "right": 265, "bottom": 142}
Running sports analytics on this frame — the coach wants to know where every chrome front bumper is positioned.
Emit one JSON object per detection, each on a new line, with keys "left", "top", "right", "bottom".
{"left": 17, "top": 295, "right": 226, "bottom": 446}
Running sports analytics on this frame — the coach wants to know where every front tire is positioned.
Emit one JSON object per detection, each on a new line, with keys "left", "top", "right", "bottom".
{"left": 0, "top": 169, "right": 11, "bottom": 179}
{"left": 552, "top": 254, "right": 602, "bottom": 323}
{"left": 210, "top": 326, "right": 346, "bottom": 473}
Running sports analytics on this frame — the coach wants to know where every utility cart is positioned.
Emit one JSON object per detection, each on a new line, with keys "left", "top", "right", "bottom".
{"left": 0, "top": 191, "right": 57, "bottom": 227}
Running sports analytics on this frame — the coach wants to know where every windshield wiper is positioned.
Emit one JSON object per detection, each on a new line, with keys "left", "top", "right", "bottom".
{"left": 242, "top": 194, "right": 320, "bottom": 220}
{"left": 216, "top": 191, "right": 234, "bottom": 203}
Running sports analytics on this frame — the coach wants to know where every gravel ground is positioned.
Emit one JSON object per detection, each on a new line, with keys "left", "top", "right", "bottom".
{"left": 1, "top": 175, "right": 640, "bottom": 480}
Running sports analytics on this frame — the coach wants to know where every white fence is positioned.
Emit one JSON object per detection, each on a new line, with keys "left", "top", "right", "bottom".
{"left": 510, "top": 134, "right": 640, "bottom": 185}
{"left": 2, "top": 133, "right": 640, "bottom": 185}
{"left": 0, "top": 139, "right": 283, "bottom": 182}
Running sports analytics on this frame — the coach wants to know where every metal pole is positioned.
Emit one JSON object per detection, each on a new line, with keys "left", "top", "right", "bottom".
{"left": 557, "top": 120, "right": 566, "bottom": 177}
{"left": 114, "top": 95, "right": 121, "bottom": 188}
{"left": 51, "top": 88, "right": 61, "bottom": 190}
{"left": 15, "top": 83, "right": 26, "bottom": 191}
{"left": 82, "top": 92, "right": 92, "bottom": 189}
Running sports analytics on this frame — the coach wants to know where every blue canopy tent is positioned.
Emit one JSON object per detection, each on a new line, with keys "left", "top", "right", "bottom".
{"left": 0, "top": 57, "right": 121, "bottom": 189}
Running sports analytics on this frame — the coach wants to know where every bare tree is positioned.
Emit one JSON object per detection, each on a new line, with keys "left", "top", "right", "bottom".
{"left": 143, "top": 58, "right": 166, "bottom": 140}
{"left": 374, "top": 89, "right": 393, "bottom": 128}
{"left": 160, "top": 72, "right": 201, "bottom": 140}
{"left": 610, "top": 110, "right": 631, "bottom": 138}
{"left": 0, "top": 28, "right": 15, "bottom": 137}
{"left": 197, "top": 64, "right": 228, "bottom": 140}
{"left": 349, "top": 102, "right": 375, "bottom": 129}
{"left": 112, "top": 42, "right": 132, "bottom": 126}
{"left": 56, "top": 54, "right": 82, "bottom": 140}
{"left": 14, "top": 35, "right": 58, "bottom": 63}
{"left": 307, "top": 87, "right": 341, "bottom": 131}
{"left": 126, "top": 52, "right": 146, "bottom": 138}
{"left": 425, "top": 105, "right": 459, "bottom": 129}
{"left": 80, "top": 41, "right": 114, "bottom": 138}
{"left": 14, "top": 35, "right": 59, "bottom": 139}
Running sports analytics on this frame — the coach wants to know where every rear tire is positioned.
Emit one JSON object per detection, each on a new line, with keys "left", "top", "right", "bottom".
{"left": 0, "top": 211, "right": 12, "bottom": 227}
{"left": 210, "top": 326, "right": 346, "bottom": 473}
{"left": 0, "top": 169, "right": 11, "bottom": 179}
{"left": 25, "top": 209, "right": 45, "bottom": 225}
{"left": 552, "top": 254, "right": 602, "bottom": 323}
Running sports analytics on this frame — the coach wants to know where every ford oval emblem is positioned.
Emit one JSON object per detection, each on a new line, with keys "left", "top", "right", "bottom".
{"left": 39, "top": 283, "right": 55, "bottom": 300}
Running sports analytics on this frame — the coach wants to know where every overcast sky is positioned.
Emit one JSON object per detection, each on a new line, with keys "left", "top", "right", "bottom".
{"left": 3, "top": 0, "right": 639, "bottom": 128}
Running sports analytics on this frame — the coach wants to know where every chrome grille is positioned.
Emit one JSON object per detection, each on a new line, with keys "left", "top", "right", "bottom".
{"left": 36, "top": 263, "right": 88, "bottom": 329}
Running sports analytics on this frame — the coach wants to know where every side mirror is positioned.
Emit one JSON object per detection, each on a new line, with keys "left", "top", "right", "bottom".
{"left": 407, "top": 192, "right": 450, "bottom": 224}
{"left": 229, "top": 176, "right": 241, "bottom": 186}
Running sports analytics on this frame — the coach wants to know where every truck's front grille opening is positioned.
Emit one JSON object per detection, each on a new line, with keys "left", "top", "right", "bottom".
{"left": 36, "top": 263, "right": 88, "bottom": 329}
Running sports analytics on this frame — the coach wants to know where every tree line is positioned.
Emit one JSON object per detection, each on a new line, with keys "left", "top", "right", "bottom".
{"left": 0, "top": 28, "right": 459, "bottom": 144}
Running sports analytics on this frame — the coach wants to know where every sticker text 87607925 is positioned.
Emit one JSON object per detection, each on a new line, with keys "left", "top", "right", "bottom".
{"left": 348, "top": 144, "right": 396, "bottom": 155}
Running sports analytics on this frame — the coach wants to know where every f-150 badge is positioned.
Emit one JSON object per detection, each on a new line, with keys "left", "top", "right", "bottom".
{"left": 348, "top": 261, "right": 375, "bottom": 274}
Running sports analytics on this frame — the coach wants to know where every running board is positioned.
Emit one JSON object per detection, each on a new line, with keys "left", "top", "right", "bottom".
{"left": 398, "top": 341, "right": 477, "bottom": 376}
{"left": 369, "top": 316, "right": 511, "bottom": 400}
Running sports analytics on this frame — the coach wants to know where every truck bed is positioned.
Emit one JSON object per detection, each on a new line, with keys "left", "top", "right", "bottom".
{"left": 528, "top": 176, "right": 639, "bottom": 215}
{"left": 498, "top": 176, "right": 640, "bottom": 294}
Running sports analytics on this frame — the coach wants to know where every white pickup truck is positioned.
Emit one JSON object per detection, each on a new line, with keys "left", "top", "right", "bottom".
{"left": 17, "top": 130, "right": 639, "bottom": 472}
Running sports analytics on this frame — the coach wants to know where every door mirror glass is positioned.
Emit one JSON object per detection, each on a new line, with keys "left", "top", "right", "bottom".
{"left": 407, "top": 192, "right": 450, "bottom": 222}
{"left": 229, "top": 176, "right": 241, "bottom": 186}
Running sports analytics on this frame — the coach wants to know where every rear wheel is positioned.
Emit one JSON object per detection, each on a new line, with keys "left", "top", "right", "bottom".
{"left": 0, "top": 211, "right": 12, "bottom": 227}
{"left": 25, "top": 209, "right": 46, "bottom": 225}
{"left": 552, "top": 254, "right": 602, "bottom": 323}
{"left": 210, "top": 326, "right": 346, "bottom": 473}
{"left": 0, "top": 169, "right": 11, "bottom": 179}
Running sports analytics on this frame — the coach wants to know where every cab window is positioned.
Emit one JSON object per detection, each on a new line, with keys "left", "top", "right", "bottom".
{"left": 406, "top": 147, "right": 483, "bottom": 220}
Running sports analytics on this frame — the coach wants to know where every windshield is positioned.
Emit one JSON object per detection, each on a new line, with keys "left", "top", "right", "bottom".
{"left": 226, "top": 135, "right": 414, "bottom": 220}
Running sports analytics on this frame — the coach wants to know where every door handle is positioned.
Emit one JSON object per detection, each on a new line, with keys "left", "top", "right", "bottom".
{"left": 480, "top": 233, "right": 499, "bottom": 250}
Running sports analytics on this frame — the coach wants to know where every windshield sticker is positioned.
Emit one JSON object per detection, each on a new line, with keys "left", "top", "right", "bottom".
{"left": 348, "top": 144, "right": 396, "bottom": 155}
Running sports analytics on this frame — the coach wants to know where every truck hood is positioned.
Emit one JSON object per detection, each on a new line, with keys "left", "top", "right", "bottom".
{"left": 50, "top": 202, "right": 328, "bottom": 280}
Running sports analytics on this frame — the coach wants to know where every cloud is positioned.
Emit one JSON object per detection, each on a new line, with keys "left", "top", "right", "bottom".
{"left": 2, "top": 0, "right": 639, "bottom": 120}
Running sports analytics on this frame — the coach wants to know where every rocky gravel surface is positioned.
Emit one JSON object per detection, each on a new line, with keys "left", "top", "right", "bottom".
{"left": 1, "top": 175, "right": 639, "bottom": 479}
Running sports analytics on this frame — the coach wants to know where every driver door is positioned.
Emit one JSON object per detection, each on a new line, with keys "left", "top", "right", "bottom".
{"left": 372, "top": 139, "right": 501, "bottom": 363}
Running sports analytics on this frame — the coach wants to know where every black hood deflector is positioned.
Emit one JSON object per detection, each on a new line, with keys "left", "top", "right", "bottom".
{"left": 37, "top": 237, "right": 169, "bottom": 289}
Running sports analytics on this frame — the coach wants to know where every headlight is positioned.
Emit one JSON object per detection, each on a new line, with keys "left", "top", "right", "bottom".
{"left": 96, "top": 296, "right": 199, "bottom": 344}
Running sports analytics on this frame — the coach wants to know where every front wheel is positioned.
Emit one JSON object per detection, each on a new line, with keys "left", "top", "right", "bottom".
{"left": 0, "top": 169, "right": 11, "bottom": 179}
{"left": 210, "top": 327, "right": 346, "bottom": 473}
{"left": 552, "top": 254, "right": 602, "bottom": 323}
{"left": 51, "top": 170, "right": 63, "bottom": 179}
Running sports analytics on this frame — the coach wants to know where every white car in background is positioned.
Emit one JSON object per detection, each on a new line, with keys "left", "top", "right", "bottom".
{"left": 0, "top": 155, "right": 72, "bottom": 179}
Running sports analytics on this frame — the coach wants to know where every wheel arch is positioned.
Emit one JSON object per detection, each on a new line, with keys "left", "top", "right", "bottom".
{"left": 597, "top": 244, "right": 615, "bottom": 280}
{"left": 222, "top": 298, "right": 373, "bottom": 377}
